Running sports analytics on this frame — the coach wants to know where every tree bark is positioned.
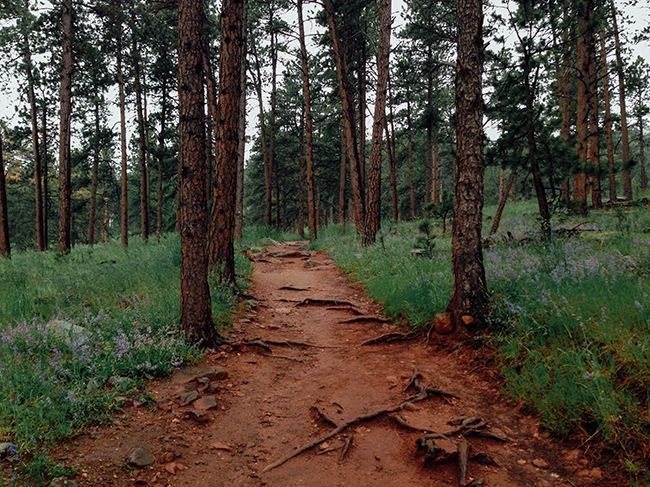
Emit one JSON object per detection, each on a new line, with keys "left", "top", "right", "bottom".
{"left": 573, "top": 3, "right": 589, "bottom": 209}
{"left": 640, "top": 113, "right": 646, "bottom": 191}
{"left": 490, "top": 167, "right": 517, "bottom": 236}
{"left": 587, "top": 33, "right": 602, "bottom": 208}
{"left": 23, "top": 26, "right": 44, "bottom": 251}
{"left": 0, "top": 132, "right": 9, "bottom": 257}
{"left": 41, "top": 100, "right": 49, "bottom": 248}
{"left": 407, "top": 84, "right": 415, "bottom": 219}
{"left": 250, "top": 43, "right": 272, "bottom": 227}
{"left": 359, "top": 42, "right": 367, "bottom": 192}
{"left": 208, "top": 0, "right": 245, "bottom": 286}
{"left": 324, "top": 0, "right": 365, "bottom": 234}
{"left": 385, "top": 111, "right": 398, "bottom": 222}
{"left": 611, "top": 0, "right": 631, "bottom": 200}
{"left": 447, "top": 0, "right": 488, "bottom": 327}
{"left": 202, "top": 46, "right": 219, "bottom": 205}
{"left": 433, "top": 129, "right": 440, "bottom": 204}
{"left": 117, "top": 27, "right": 129, "bottom": 248}
{"left": 298, "top": 0, "right": 317, "bottom": 241}
{"left": 362, "top": 0, "right": 391, "bottom": 246}
{"left": 599, "top": 28, "right": 616, "bottom": 201}
{"left": 57, "top": 0, "right": 73, "bottom": 254}
{"left": 338, "top": 126, "right": 347, "bottom": 227}
{"left": 101, "top": 194, "right": 108, "bottom": 243}
{"left": 425, "top": 61, "right": 433, "bottom": 205}
{"left": 235, "top": 6, "right": 248, "bottom": 242}
{"left": 560, "top": 3, "right": 571, "bottom": 201}
{"left": 133, "top": 29, "right": 149, "bottom": 243}
{"left": 157, "top": 80, "right": 168, "bottom": 241}
{"left": 269, "top": 6, "right": 279, "bottom": 228}
{"left": 178, "top": 0, "right": 216, "bottom": 345}
{"left": 88, "top": 97, "right": 100, "bottom": 246}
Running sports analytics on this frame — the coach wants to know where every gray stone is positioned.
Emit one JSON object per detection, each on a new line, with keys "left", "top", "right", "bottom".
{"left": 49, "top": 479, "right": 79, "bottom": 487}
{"left": 47, "top": 320, "right": 92, "bottom": 347}
{"left": 126, "top": 447, "right": 155, "bottom": 467}
{"left": 180, "top": 390, "right": 199, "bottom": 406}
{"left": 0, "top": 442, "right": 15, "bottom": 459}
{"left": 260, "top": 238, "right": 281, "bottom": 246}
{"left": 108, "top": 375, "right": 136, "bottom": 392}
{"left": 182, "top": 366, "right": 228, "bottom": 382}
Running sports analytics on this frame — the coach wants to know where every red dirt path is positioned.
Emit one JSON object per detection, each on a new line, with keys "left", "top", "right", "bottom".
{"left": 51, "top": 242, "right": 613, "bottom": 487}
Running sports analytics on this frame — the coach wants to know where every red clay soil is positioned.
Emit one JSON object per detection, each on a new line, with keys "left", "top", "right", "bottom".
{"left": 49, "top": 242, "right": 616, "bottom": 487}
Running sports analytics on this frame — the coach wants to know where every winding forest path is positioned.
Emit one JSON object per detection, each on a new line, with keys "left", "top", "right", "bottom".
{"left": 54, "top": 242, "right": 608, "bottom": 487}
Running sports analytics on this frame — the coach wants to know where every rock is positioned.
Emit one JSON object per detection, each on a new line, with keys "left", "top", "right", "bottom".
{"left": 260, "top": 237, "right": 281, "bottom": 246}
{"left": 188, "top": 409, "right": 209, "bottom": 423}
{"left": 164, "top": 462, "right": 186, "bottom": 475}
{"left": 578, "top": 468, "right": 603, "bottom": 479}
{"left": 132, "top": 396, "right": 147, "bottom": 407}
{"left": 126, "top": 447, "right": 154, "bottom": 467}
{"left": 161, "top": 451, "right": 174, "bottom": 463}
{"left": 461, "top": 315, "right": 477, "bottom": 328}
{"left": 47, "top": 320, "right": 92, "bottom": 347}
{"left": 0, "top": 443, "right": 16, "bottom": 459}
{"left": 85, "top": 377, "right": 103, "bottom": 395}
{"left": 194, "top": 396, "right": 217, "bottom": 410}
{"left": 403, "top": 402, "right": 420, "bottom": 412}
{"left": 532, "top": 458, "right": 550, "bottom": 469}
{"left": 49, "top": 479, "right": 79, "bottom": 487}
{"left": 180, "top": 390, "right": 199, "bottom": 406}
{"left": 181, "top": 366, "right": 228, "bottom": 382}
{"left": 434, "top": 312, "right": 454, "bottom": 334}
{"left": 108, "top": 376, "right": 136, "bottom": 392}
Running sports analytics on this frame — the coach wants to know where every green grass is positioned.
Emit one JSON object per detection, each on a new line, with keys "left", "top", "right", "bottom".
{"left": 0, "top": 231, "right": 260, "bottom": 486}
{"left": 312, "top": 203, "right": 650, "bottom": 482}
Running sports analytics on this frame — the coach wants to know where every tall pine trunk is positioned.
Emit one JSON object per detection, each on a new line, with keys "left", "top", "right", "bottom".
{"left": 407, "top": 85, "right": 415, "bottom": 219}
{"left": 362, "top": 0, "right": 391, "bottom": 246}
{"left": 324, "top": 0, "right": 365, "bottom": 234}
{"left": 587, "top": 33, "right": 602, "bottom": 209}
{"left": 117, "top": 28, "right": 129, "bottom": 248}
{"left": 235, "top": 7, "right": 248, "bottom": 242}
{"left": 57, "top": 0, "right": 73, "bottom": 254}
{"left": 88, "top": 97, "right": 100, "bottom": 246}
{"left": 41, "top": 101, "right": 49, "bottom": 248}
{"left": 133, "top": 30, "right": 149, "bottom": 242}
{"left": 559, "top": 4, "right": 572, "bottom": 201}
{"left": 338, "top": 126, "right": 347, "bottom": 227}
{"left": 611, "top": 0, "right": 631, "bottom": 200}
{"left": 574, "top": 4, "right": 590, "bottom": 209}
{"left": 640, "top": 114, "right": 646, "bottom": 191}
{"left": 298, "top": 0, "right": 317, "bottom": 241}
{"left": 447, "top": 0, "right": 488, "bottom": 328}
{"left": 178, "top": 0, "right": 216, "bottom": 345}
{"left": 0, "top": 132, "right": 9, "bottom": 257}
{"left": 269, "top": 7, "right": 279, "bottom": 228}
{"left": 208, "top": 0, "right": 245, "bottom": 285}
{"left": 157, "top": 82, "right": 168, "bottom": 241}
{"left": 600, "top": 28, "right": 616, "bottom": 201}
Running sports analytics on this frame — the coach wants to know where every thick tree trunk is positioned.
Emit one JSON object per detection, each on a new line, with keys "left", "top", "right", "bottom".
{"left": 235, "top": 7, "right": 248, "bottom": 242}
{"left": 574, "top": 6, "right": 590, "bottom": 209}
{"left": 133, "top": 32, "right": 149, "bottom": 243}
{"left": 447, "top": 0, "right": 488, "bottom": 328}
{"left": 359, "top": 42, "right": 367, "bottom": 192}
{"left": 0, "top": 132, "right": 9, "bottom": 257}
{"left": 24, "top": 30, "right": 44, "bottom": 251}
{"left": 88, "top": 97, "right": 100, "bottom": 246}
{"left": 587, "top": 34, "right": 602, "bottom": 209}
{"left": 57, "top": 0, "right": 73, "bottom": 254}
{"left": 363, "top": 0, "right": 391, "bottom": 246}
{"left": 117, "top": 29, "right": 129, "bottom": 248}
{"left": 298, "top": 147, "right": 306, "bottom": 238}
{"left": 324, "top": 0, "right": 365, "bottom": 234}
{"left": 611, "top": 0, "right": 631, "bottom": 200}
{"left": 599, "top": 28, "right": 616, "bottom": 201}
{"left": 433, "top": 129, "right": 440, "bottom": 204}
{"left": 178, "top": 0, "right": 216, "bottom": 345}
{"left": 202, "top": 47, "right": 219, "bottom": 205}
{"left": 385, "top": 113, "right": 398, "bottom": 222}
{"left": 560, "top": 5, "right": 571, "bottom": 201}
{"left": 298, "top": 0, "right": 317, "bottom": 241}
{"left": 208, "top": 0, "right": 245, "bottom": 285}
{"left": 269, "top": 7, "right": 279, "bottom": 229}
{"left": 490, "top": 167, "right": 517, "bottom": 236}
{"left": 498, "top": 167, "right": 505, "bottom": 206}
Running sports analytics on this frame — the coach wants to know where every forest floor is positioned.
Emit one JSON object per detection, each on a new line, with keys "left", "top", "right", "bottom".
{"left": 50, "top": 242, "right": 620, "bottom": 487}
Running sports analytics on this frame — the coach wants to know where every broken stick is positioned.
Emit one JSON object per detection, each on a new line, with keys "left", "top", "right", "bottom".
{"left": 458, "top": 440, "right": 470, "bottom": 487}
{"left": 338, "top": 435, "right": 352, "bottom": 464}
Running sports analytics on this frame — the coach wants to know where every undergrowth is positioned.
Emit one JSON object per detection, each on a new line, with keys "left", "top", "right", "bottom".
{"left": 312, "top": 203, "right": 650, "bottom": 483}
{"left": 0, "top": 232, "right": 257, "bottom": 486}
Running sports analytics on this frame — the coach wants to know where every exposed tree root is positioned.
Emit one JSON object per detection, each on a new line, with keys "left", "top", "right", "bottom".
{"left": 338, "top": 435, "right": 352, "bottom": 464}
{"left": 260, "top": 353, "right": 305, "bottom": 363}
{"left": 261, "top": 373, "right": 458, "bottom": 474}
{"left": 357, "top": 330, "right": 420, "bottom": 347}
{"left": 339, "top": 316, "right": 392, "bottom": 325}
{"left": 244, "top": 338, "right": 336, "bottom": 350}
{"left": 312, "top": 405, "right": 338, "bottom": 427}
{"left": 458, "top": 440, "right": 470, "bottom": 486}
{"left": 279, "top": 286, "right": 310, "bottom": 291}
{"left": 294, "top": 298, "right": 359, "bottom": 308}
{"left": 316, "top": 443, "right": 343, "bottom": 455}
{"left": 326, "top": 306, "right": 364, "bottom": 315}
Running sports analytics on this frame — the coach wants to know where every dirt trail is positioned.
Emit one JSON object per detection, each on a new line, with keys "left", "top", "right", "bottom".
{"left": 53, "top": 243, "right": 608, "bottom": 487}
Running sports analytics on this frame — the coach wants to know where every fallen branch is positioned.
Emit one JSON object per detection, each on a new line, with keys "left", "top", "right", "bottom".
{"left": 458, "top": 440, "right": 470, "bottom": 486}
{"left": 316, "top": 444, "right": 343, "bottom": 455}
{"left": 357, "top": 330, "right": 420, "bottom": 347}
